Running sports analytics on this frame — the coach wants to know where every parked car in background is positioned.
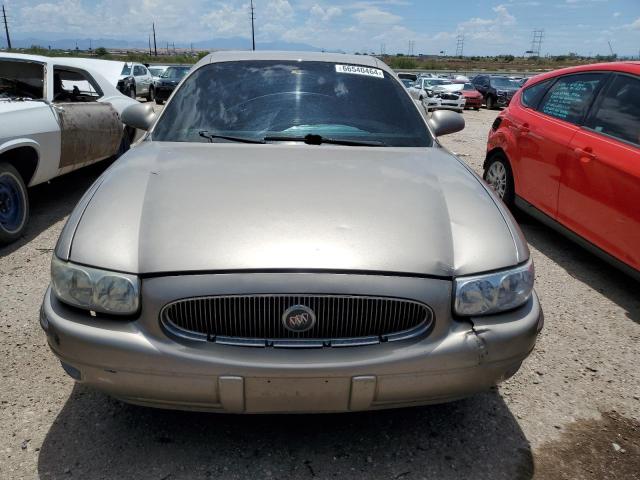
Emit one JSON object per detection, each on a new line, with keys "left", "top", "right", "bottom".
{"left": 408, "top": 77, "right": 452, "bottom": 100}
{"left": 148, "top": 65, "right": 169, "bottom": 82}
{"left": 397, "top": 72, "right": 417, "bottom": 82}
{"left": 452, "top": 74, "right": 470, "bottom": 84}
{"left": 484, "top": 62, "right": 640, "bottom": 279}
{"left": 153, "top": 65, "right": 191, "bottom": 105}
{"left": 0, "top": 53, "right": 138, "bottom": 243}
{"left": 423, "top": 87, "right": 466, "bottom": 113}
{"left": 117, "top": 62, "right": 154, "bottom": 101}
{"left": 400, "top": 78, "right": 414, "bottom": 89}
{"left": 436, "top": 83, "right": 483, "bottom": 110}
{"left": 41, "top": 50, "right": 541, "bottom": 414}
{"left": 471, "top": 75, "right": 520, "bottom": 109}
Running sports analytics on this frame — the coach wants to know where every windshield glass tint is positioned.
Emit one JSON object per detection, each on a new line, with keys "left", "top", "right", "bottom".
{"left": 121, "top": 65, "right": 131, "bottom": 75}
{"left": 161, "top": 67, "right": 190, "bottom": 79}
{"left": 149, "top": 68, "right": 164, "bottom": 76}
{"left": 491, "top": 77, "right": 518, "bottom": 88}
{"left": 153, "top": 61, "right": 431, "bottom": 147}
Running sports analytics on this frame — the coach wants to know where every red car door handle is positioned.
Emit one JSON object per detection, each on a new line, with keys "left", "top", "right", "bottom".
{"left": 574, "top": 147, "right": 597, "bottom": 164}
{"left": 518, "top": 123, "right": 530, "bottom": 135}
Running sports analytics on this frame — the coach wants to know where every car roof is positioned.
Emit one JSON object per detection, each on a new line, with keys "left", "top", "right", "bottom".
{"left": 0, "top": 52, "right": 126, "bottom": 85}
{"left": 526, "top": 61, "right": 640, "bottom": 86}
{"left": 194, "top": 50, "right": 390, "bottom": 73}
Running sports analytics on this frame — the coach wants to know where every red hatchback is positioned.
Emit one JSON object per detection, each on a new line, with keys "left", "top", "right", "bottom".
{"left": 484, "top": 62, "right": 640, "bottom": 279}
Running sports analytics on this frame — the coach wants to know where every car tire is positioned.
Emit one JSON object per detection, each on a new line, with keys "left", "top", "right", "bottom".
{"left": 486, "top": 95, "right": 495, "bottom": 110}
{"left": 483, "top": 153, "right": 514, "bottom": 207}
{"left": 456, "top": 109, "right": 463, "bottom": 114}
{"left": 147, "top": 86, "right": 154, "bottom": 102}
{"left": 0, "top": 162, "right": 29, "bottom": 244}
{"left": 129, "top": 86, "right": 136, "bottom": 99}
{"left": 474, "top": 107, "right": 480, "bottom": 111}
{"left": 155, "top": 98, "right": 164, "bottom": 105}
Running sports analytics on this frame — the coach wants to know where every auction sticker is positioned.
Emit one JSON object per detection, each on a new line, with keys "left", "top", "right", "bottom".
{"left": 335, "top": 64, "right": 384, "bottom": 78}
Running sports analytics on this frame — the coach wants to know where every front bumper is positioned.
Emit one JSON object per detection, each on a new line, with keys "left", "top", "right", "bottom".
{"left": 41, "top": 273, "right": 542, "bottom": 413}
{"left": 464, "top": 97, "right": 483, "bottom": 108}
{"left": 495, "top": 94, "right": 514, "bottom": 107}
{"left": 154, "top": 86, "right": 175, "bottom": 101}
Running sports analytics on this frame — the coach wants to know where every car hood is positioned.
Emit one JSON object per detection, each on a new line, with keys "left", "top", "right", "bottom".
{"left": 60, "top": 142, "right": 527, "bottom": 277}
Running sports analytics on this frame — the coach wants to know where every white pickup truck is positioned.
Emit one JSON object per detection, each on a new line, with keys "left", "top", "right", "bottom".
{"left": 0, "top": 53, "right": 138, "bottom": 244}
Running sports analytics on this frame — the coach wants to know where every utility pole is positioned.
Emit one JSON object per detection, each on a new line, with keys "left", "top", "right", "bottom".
{"left": 152, "top": 22, "right": 158, "bottom": 56}
{"left": 455, "top": 34, "right": 464, "bottom": 57}
{"left": 527, "top": 29, "right": 544, "bottom": 57}
{"left": 250, "top": 0, "right": 256, "bottom": 51}
{"left": 380, "top": 43, "right": 386, "bottom": 56}
{"left": 607, "top": 40, "right": 615, "bottom": 57}
{"left": 2, "top": 4, "right": 11, "bottom": 50}
{"left": 166, "top": 42, "right": 169, "bottom": 55}
{"left": 172, "top": 41, "right": 175, "bottom": 54}
{"left": 407, "top": 40, "right": 414, "bottom": 56}
{"left": 148, "top": 34, "right": 152, "bottom": 55}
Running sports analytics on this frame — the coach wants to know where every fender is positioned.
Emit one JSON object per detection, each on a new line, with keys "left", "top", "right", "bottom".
{"left": 0, "top": 138, "right": 41, "bottom": 187}
{"left": 486, "top": 121, "right": 520, "bottom": 192}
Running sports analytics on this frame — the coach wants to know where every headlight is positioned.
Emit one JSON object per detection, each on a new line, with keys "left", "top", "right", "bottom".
{"left": 454, "top": 260, "right": 534, "bottom": 316}
{"left": 51, "top": 256, "right": 140, "bottom": 315}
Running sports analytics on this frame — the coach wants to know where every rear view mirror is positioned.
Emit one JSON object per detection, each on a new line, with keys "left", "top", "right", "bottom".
{"left": 121, "top": 103, "right": 156, "bottom": 131}
{"left": 428, "top": 110, "right": 465, "bottom": 137}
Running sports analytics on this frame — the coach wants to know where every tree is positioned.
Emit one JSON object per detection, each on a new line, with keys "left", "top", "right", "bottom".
{"left": 95, "top": 47, "right": 108, "bottom": 57}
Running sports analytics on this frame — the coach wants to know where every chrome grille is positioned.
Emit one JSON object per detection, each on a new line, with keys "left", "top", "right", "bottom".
{"left": 161, "top": 295, "right": 433, "bottom": 348}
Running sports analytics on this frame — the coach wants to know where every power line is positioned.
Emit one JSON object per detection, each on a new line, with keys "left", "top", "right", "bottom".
{"left": 455, "top": 34, "right": 464, "bottom": 57}
{"left": 250, "top": 0, "right": 256, "bottom": 51}
{"left": 2, "top": 4, "right": 11, "bottom": 50}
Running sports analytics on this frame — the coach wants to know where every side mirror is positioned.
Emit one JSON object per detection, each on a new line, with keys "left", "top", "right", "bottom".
{"left": 121, "top": 103, "right": 156, "bottom": 131}
{"left": 428, "top": 110, "right": 465, "bottom": 137}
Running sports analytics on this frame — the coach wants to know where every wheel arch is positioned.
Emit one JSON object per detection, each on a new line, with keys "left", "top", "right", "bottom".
{"left": 485, "top": 146, "right": 520, "bottom": 194}
{"left": 0, "top": 140, "right": 40, "bottom": 188}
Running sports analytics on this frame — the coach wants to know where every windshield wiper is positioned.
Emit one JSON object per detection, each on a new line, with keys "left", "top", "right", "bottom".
{"left": 263, "top": 133, "right": 386, "bottom": 147}
{"left": 199, "top": 131, "right": 265, "bottom": 144}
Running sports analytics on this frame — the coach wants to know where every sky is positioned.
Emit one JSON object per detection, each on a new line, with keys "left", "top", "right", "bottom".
{"left": 3, "top": 0, "right": 640, "bottom": 56}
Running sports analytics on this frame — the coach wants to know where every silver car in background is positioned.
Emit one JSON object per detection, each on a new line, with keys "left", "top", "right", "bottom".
{"left": 41, "top": 51, "right": 542, "bottom": 413}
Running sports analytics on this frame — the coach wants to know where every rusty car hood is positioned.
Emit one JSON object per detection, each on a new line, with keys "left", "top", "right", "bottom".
{"left": 59, "top": 141, "right": 528, "bottom": 277}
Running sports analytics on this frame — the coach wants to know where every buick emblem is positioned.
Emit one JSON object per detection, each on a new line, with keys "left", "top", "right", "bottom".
{"left": 282, "top": 305, "right": 316, "bottom": 333}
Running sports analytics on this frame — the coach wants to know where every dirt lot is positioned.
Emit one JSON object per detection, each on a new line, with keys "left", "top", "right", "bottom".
{"left": 1, "top": 107, "right": 638, "bottom": 480}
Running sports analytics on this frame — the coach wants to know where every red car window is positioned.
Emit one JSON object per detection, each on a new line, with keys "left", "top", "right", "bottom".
{"left": 587, "top": 74, "right": 640, "bottom": 147}
{"left": 538, "top": 73, "right": 605, "bottom": 125}
{"left": 521, "top": 79, "right": 553, "bottom": 109}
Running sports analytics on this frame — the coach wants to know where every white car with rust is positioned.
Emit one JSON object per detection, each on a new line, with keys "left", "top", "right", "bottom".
{"left": 0, "top": 53, "right": 138, "bottom": 244}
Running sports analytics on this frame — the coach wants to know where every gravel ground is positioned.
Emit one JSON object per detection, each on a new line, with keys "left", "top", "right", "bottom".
{"left": 0, "top": 107, "right": 638, "bottom": 480}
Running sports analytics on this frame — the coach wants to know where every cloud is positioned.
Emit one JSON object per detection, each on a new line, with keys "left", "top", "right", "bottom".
{"left": 628, "top": 17, "right": 640, "bottom": 30}
{"left": 310, "top": 4, "right": 342, "bottom": 22}
{"left": 353, "top": 6, "right": 401, "bottom": 25}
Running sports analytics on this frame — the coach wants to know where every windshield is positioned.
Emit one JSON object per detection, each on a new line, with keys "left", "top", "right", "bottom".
{"left": 148, "top": 67, "right": 165, "bottom": 77}
{"left": 161, "top": 66, "right": 191, "bottom": 80}
{"left": 401, "top": 79, "right": 413, "bottom": 88}
{"left": 426, "top": 79, "right": 450, "bottom": 86}
{"left": 491, "top": 77, "right": 518, "bottom": 88}
{"left": 121, "top": 65, "right": 131, "bottom": 75}
{"left": 463, "top": 83, "right": 475, "bottom": 91}
{"left": 153, "top": 61, "right": 431, "bottom": 147}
